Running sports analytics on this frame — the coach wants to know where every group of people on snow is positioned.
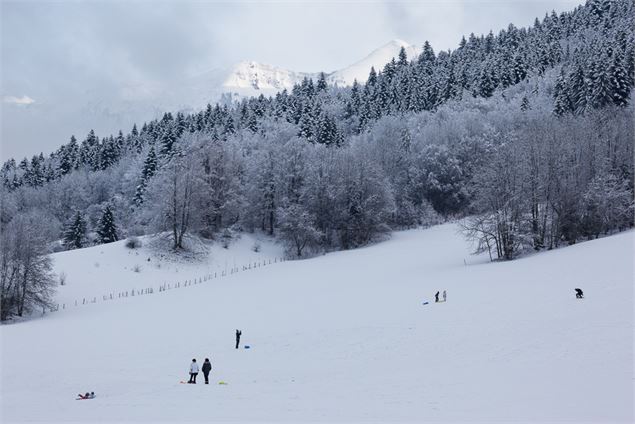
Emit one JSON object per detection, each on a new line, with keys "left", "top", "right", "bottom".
{"left": 432, "top": 288, "right": 583, "bottom": 303}
{"left": 188, "top": 358, "right": 212, "bottom": 384}
{"left": 187, "top": 329, "right": 243, "bottom": 384}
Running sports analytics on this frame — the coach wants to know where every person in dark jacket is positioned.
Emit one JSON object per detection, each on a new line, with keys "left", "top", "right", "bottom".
{"left": 435, "top": 291, "right": 440, "bottom": 303}
{"left": 575, "top": 288, "right": 584, "bottom": 299}
{"left": 235, "top": 329, "right": 242, "bottom": 349}
{"left": 202, "top": 358, "right": 212, "bottom": 384}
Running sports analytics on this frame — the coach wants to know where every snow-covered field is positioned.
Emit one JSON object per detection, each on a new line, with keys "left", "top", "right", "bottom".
{"left": 1, "top": 224, "right": 633, "bottom": 423}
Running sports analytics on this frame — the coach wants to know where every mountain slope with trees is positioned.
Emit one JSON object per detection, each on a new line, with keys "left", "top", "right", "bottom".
{"left": 1, "top": 0, "right": 633, "bottom": 320}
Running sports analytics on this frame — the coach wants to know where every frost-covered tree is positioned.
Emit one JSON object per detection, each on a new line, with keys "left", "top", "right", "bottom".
{"left": 97, "top": 205, "right": 118, "bottom": 244}
{"left": 0, "top": 211, "right": 56, "bottom": 320}
{"left": 277, "top": 202, "right": 322, "bottom": 257}
{"left": 134, "top": 146, "right": 157, "bottom": 206}
{"left": 63, "top": 211, "right": 88, "bottom": 249}
{"left": 143, "top": 152, "right": 202, "bottom": 250}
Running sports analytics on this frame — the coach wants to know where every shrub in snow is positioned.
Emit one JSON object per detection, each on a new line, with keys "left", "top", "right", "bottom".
{"left": 252, "top": 241, "right": 261, "bottom": 252}
{"left": 125, "top": 236, "right": 142, "bottom": 249}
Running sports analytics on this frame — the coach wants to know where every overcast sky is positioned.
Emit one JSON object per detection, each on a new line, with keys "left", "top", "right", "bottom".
{"left": 1, "top": 0, "right": 583, "bottom": 160}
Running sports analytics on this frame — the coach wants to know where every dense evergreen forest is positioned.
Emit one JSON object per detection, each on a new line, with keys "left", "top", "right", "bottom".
{"left": 1, "top": 0, "right": 633, "bottom": 264}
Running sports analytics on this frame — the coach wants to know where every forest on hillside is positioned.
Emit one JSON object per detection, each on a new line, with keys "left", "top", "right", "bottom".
{"left": 1, "top": 0, "right": 633, "bottom": 318}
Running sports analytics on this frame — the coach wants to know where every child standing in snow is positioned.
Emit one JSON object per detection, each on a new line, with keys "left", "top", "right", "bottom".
{"left": 188, "top": 359, "right": 199, "bottom": 384}
{"left": 435, "top": 291, "right": 440, "bottom": 303}
{"left": 443, "top": 290, "right": 446, "bottom": 302}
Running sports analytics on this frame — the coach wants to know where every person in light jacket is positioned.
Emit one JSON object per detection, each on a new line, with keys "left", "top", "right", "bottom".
{"left": 202, "top": 358, "right": 212, "bottom": 384}
{"left": 188, "top": 358, "right": 199, "bottom": 384}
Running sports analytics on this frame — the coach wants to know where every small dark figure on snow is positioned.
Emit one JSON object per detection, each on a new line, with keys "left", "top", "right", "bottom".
{"left": 442, "top": 290, "right": 446, "bottom": 302}
{"left": 435, "top": 291, "right": 440, "bottom": 303}
{"left": 575, "top": 288, "right": 584, "bottom": 299}
{"left": 202, "top": 358, "right": 212, "bottom": 384}
{"left": 235, "top": 329, "right": 242, "bottom": 349}
{"left": 188, "top": 358, "right": 199, "bottom": 384}
{"left": 77, "top": 392, "right": 95, "bottom": 400}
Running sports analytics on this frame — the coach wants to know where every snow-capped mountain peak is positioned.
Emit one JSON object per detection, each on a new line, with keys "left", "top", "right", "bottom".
{"left": 222, "top": 61, "right": 312, "bottom": 92}
{"left": 221, "top": 39, "right": 421, "bottom": 96}
{"left": 328, "top": 39, "right": 420, "bottom": 87}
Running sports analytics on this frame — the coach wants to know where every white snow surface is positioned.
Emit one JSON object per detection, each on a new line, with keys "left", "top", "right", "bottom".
{"left": 49, "top": 233, "right": 284, "bottom": 308}
{"left": 1, "top": 224, "right": 633, "bottom": 423}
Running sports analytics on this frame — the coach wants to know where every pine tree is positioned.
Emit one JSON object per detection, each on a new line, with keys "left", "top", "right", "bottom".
{"left": 609, "top": 51, "right": 630, "bottom": 106}
{"left": 553, "top": 68, "right": 572, "bottom": 116}
{"left": 58, "top": 135, "right": 77, "bottom": 175}
{"left": 367, "top": 67, "right": 378, "bottom": 86}
{"left": 590, "top": 57, "right": 613, "bottom": 108}
{"left": 134, "top": 147, "right": 157, "bottom": 206}
{"left": 477, "top": 63, "right": 496, "bottom": 98}
{"left": 100, "top": 136, "right": 118, "bottom": 170}
{"left": 568, "top": 63, "right": 588, "bottom": 114}
{"left": 513, "top": 53, "right": 527, "bottom": 83}
{"left": 224, "top": 115, "right": 235, "bottom": 135}
{"left": 64, "top": 211, "right": 87, "bottom": 249}
{"left": 97, "top": 205, "right": 118, "bottom": 244}
{"left": 398, "top": 46, "right": 408, "bottom": 67}
{"left": 78, "top": 130, "right": 100, "bottom": 171}
{"left": 159, "top": 125, "right": 177, "bottom": 156}
{"left": 316, "top": 72, "right": 328, "bottom": 92}
{"left": 418, "top": 41, "right": 436, "bottom": 72}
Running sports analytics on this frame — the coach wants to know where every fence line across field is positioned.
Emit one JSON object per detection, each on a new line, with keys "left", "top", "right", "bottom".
{"left": 44, "top": 256, "right": 288, "bottom": 315}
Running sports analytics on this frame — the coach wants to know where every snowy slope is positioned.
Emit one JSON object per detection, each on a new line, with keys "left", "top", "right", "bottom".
{"left": 50, "top": 233, "right": 284, "bottom": 308}
{"left": 2, "top": 224, "right": 632, "bottom": 422}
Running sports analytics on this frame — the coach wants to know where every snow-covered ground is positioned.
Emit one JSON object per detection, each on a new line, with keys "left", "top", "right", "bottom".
{"left": 1, "top": 224, "right": 633, "bottom": 423}
{"left": 49, "top": 232, "right": 284, "bottom": 309}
